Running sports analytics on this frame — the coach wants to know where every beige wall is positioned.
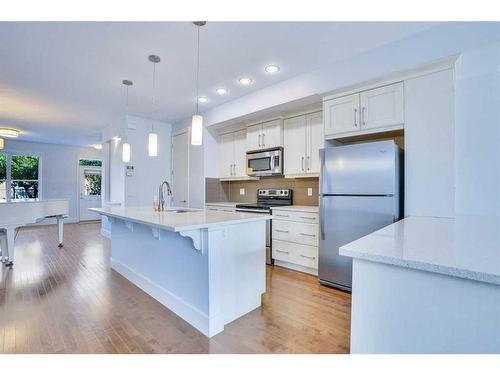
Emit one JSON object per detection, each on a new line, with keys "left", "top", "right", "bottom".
{"left": 206, "top": 177, "right": 319, "bottom": 206}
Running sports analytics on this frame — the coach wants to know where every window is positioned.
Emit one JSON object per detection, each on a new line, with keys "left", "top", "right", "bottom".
{"left": 0, "top": 153, "right": 6, "bottom": 200}
{"left": 84, "top": 171, "right": 102, "bottom": 196}
{"left": 79, "top": 159, "right": 102, "bottom": 167}
{"left": 0, "top": 152, "right": 41, "bottom": 200}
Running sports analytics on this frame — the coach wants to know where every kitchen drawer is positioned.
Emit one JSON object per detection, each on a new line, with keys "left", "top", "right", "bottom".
{"left": 272, "top": 209, "right": 319, "bottom": 223}
{"left": 205, "top": 205, "right": 235, "bottom": 213}
{"left": 272, "top": 219, "right": 319, "bottom": 246}
{"left": 272, "top": 239, "right": 318, "bottom": 269}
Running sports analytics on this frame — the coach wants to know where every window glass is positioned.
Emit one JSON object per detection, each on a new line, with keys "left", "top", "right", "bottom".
{"left": 12, "top": 155, "right": 39, "bottom": 180}
{"left": 79, "top": 159, "right": 102, "bottom": 167}
{"left": 84, "top": 172, "right": 102, "bottom": 196}
{"left": 0, "top": 153, "right": 6, "bottom": 200}
{"left": 11, "top": 155, "right": 40, "bottom": 199}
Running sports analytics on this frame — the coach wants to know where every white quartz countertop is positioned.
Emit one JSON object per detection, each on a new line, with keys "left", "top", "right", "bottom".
{"left": 340, "top": 215, "right": 500, "bottom": 286}
{"left": 271, "top": 205, "right": 319, "bottom": 213}
{"left": 90, "top": 206, "right": 271, "bottom": 232}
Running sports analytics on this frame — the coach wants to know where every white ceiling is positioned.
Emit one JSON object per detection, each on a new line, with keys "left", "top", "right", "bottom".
{"left": 0, "top": 22, "right": 438, "bottom": 146}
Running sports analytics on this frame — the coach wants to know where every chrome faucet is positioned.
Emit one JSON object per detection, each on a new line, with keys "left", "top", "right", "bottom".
{"left": 158, "top": 180, "right": 172, "bottom": 211}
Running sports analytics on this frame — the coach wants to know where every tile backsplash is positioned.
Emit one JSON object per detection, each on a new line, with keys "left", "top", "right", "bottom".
{"left": 205, "top": 177, "right": 319, "bottom": 206}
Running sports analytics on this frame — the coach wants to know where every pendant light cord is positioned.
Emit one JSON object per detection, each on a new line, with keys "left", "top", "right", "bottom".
{"left": 195, "top": 24, "right": 200, "bottom": 115}
{"left": 151, "top": 61, "right": 156, "bottom": 132}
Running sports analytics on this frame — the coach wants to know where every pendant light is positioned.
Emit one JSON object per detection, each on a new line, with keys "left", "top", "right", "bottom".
{"left": 0, "top": 138, "right": 4, "bottom": 150}
{"left": 148, "top": 54, "right": 160, "bottom": 157}
{"left": 122, "top": 79, "right": 133, "bottom": 163}
{"left": 191, "top": 21, "right": 206, "bottom": 146}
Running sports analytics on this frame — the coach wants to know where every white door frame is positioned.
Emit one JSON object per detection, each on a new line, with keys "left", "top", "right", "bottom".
{"left": 78, "top": 162, "right": 102, "bottom": 221}
{"left": 171, "top": 128, "right": 190, "bottom": 207}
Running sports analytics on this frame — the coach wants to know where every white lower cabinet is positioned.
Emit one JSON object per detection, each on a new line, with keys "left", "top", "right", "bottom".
{"left": 272, "top": 207, "right": 319, "bottom": 275}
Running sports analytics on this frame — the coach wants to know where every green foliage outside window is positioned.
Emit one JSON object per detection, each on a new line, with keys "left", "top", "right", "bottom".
{"left": 79, "top": 159, "right": 102, "bottom": 167}
{"left": 0, "top": 153, "right": 6, "bottom": 179}
{"left": 12, "top": 155, "right": 39, "bottom": 180}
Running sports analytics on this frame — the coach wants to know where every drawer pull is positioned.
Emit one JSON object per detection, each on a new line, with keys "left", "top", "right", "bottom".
{"left": 275, "top": 214, "right": 290, "bottom": 218}
{"left": 222, "top": 209, "right": 233, "bottom": 212}
{"left": 300, "top": 254, "right": 316, "bottom": 260}
{"left": 275, "top": 249, "right": 289, "bottom": 254}
{"left": 300, "top": 216, "right": 316, "bottom": 220}
{"left": 299, "top": 233, "right": 316, "bottom": 237}
{"left": 275, "top": 229, "right": 289, "bottom": 233}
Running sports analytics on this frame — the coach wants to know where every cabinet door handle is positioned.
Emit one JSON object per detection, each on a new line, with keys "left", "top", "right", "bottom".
{"left": 262, "top": 133, "right": 265, "bottom": 147}
{"left": 362, "top": 107, "right": 366, "bottom": 126}
{"left": 275, "top": 249, "right": 289, "bottom": 254}
{"left": 275, "top": 229, "right": 289, "bottom": 233}
{"left": 300, "top": 232, "right": 316, "bottom": 237}
{"left": 300, "top": 254, "right": 316, "bottom": 260}
{"left": 354, "top": 108, "right": 358, "bottom": 127}
{"left": 301, "top": 156, "right": 305, "bottom": 171}
{"left": 307, "top": 156, "right": 310, "bottom": 171}
{"left": 300, "top": 216, "right": 316, "bottom": 220}
{"left": 232, "top": 164, "right": 235, "bottom": 176}
{"left": 258, "top": 134, "right": 261, "bottom": 148}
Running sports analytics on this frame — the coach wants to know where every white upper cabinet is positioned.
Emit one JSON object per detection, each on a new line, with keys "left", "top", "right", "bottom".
{"left": 283, "top": 111, "right": 323, "bottom": 177}
{"left": 219, "top": 132, "right": 234, "bottom": 178}
{"left": 219, "top": 129, "right": 248, "bottom": 179}
{"left": 232, "top": 130, "right": 247, "bottom": 177}
{"left": 246, "top": 119, "right": 283, "bottom": 151}
{"left": 360, "top": 82, "right": 404, "bottom": 130}
{"left": 305, "top": 111, "right": 323, "bottom": 174}
{"left": 324, "top": 93, "right": 360, "bottom": 136}
{"left": 284, "top": 115, "right": 307, "bottom": 175}
{"left": 324, "top": 82, "right": 404, "bottom": 139}
{"left": 261, "top": 119, "right": 282, "bottom": 149}
{"left": 246, "top": 124, "right": 261, "bottom": 151}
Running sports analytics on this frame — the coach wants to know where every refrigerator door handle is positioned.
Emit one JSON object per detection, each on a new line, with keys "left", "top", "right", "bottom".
{"left": 320, "top": 197, "right": 325, "bottom": 240}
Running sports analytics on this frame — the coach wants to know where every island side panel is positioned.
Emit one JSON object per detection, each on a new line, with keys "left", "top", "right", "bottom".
{"left": 109, "top": 219, "right": 210, "bottom": 335}
{"left": 350, "top": 259, "right": 500, "bottom": 354}
{"left": 207, "top": 220, "right": 267, "bottom": 335}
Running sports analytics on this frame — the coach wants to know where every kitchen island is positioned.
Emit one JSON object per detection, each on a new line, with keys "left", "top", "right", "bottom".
{"left": 91, "top": 206, "right": 271, "bottom": 337}
{"left": 340, "top": 215, "right": 500, "bottom": 353}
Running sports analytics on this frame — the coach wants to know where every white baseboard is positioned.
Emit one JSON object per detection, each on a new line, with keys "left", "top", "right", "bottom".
{"left": 111, "top": 258, "right": 213, "bottom": 337}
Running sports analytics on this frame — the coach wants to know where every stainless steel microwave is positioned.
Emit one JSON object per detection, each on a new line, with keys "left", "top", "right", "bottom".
{"left": 246, "top": 147, "right": 283, "bottom": 177}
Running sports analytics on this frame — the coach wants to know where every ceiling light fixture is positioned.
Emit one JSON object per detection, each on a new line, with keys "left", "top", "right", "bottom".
{"left": 0, "top": 128, "right": 20, "bottom": 138}
{"left": 198, "top": 96, "right": 208, "bottom": 103}
{"left": 215, "top": 87, "right": 227, "bottom": 95}
{"left": 122, "top": 79, "right": 133, "bottom": 163}
{"left": 265, "top": 64, "right": 280, "bottom": 74}
{"left": 92, "top": 143, "right": 103, "bottom": 150}
{"left": 0, "top": 138, "right": 4, "bottom": 150}
{"left": 238, "top": 77, "right": 253, "bottom": 86}
{"left": 191, "top": 21, "right": 206, "bottom": 146}
{"left": 148, "top": 54, "right": 161, "bottom": 157}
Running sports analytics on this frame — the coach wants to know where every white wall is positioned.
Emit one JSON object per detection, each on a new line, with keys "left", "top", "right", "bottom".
{"left": 1, "top": 138, "right": 101, "bottom": 222}
{"left": 102, "top": 115, "right": 172, "bottom": 207}
{"left": 173, "top": 22, "right": 500, "bottom": 216}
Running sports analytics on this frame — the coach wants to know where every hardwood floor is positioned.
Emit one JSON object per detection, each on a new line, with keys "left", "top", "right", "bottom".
{"left": 0, "top": 222, "right": 351, "bottom": 354}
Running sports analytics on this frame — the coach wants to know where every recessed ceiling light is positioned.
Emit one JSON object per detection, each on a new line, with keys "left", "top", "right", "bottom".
{"left": 198, "top": 96, "right": 208, "bottom": 103}
{"left": 92, "top": 144, "right": 103, "bottom": 150}
{"left": 238, "top": 77, "right": 253, "bottom": 86}
{"left": 265, "top": 64, "right": 280, "bottom": 74}
{"left": 0, "top": 128, "right": 20, "bottom": 138}
{"left": 215, "top": 87, "right": 227, "bottom": 95}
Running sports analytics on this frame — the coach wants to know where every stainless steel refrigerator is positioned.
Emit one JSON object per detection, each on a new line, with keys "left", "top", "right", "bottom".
{"left": 319, "top": 140, "right": 402, "bottom": 291}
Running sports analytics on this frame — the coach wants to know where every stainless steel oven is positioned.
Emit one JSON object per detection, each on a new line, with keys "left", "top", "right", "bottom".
{"left": 246, "top": 147, "right": 283, "bottom": 177}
